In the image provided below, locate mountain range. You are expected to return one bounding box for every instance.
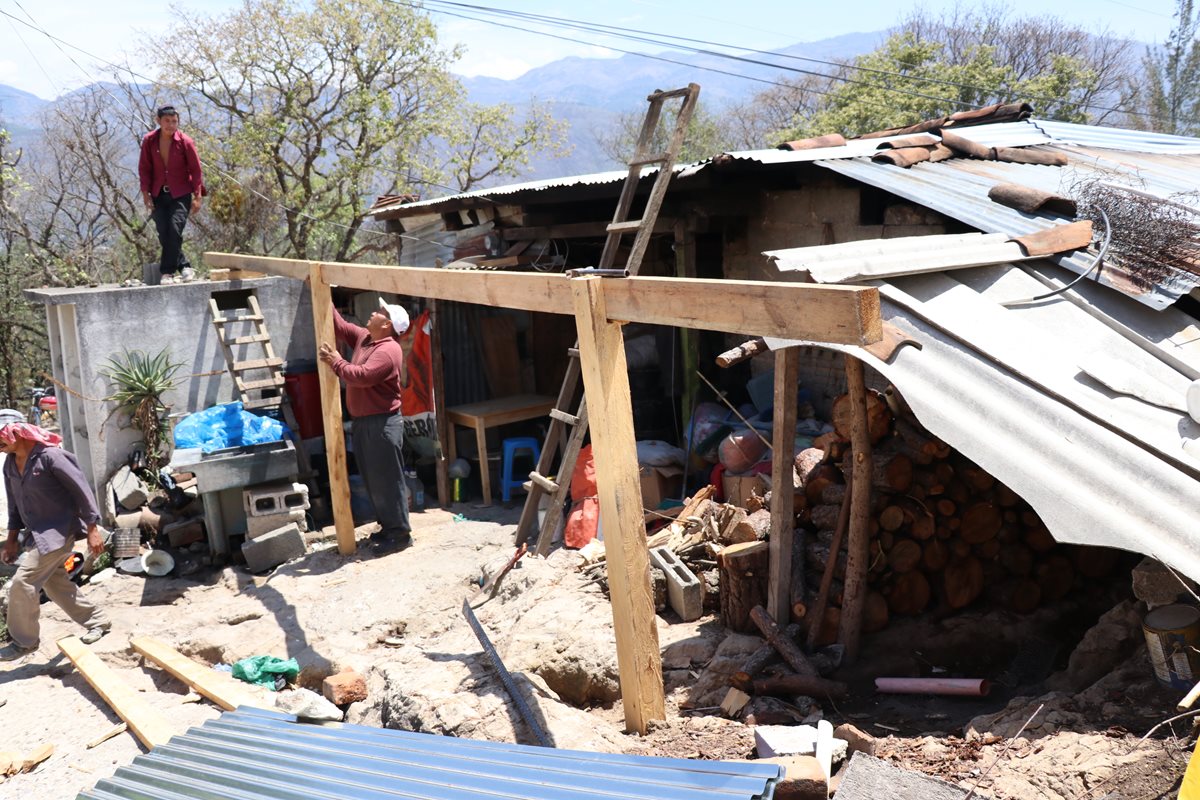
[0,30,884,181]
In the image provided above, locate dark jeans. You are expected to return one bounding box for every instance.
[152,189,192,275]
[351,411,411,537]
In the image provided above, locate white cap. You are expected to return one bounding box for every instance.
[378,297,410,335]
[0,408,26,427]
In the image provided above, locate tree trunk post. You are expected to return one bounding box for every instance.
[839,354,872,663]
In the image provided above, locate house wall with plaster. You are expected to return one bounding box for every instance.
[26,277,315,496]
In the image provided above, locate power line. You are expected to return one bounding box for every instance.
[415,0,1163,124]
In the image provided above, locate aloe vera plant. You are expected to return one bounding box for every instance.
[102,349,183,473]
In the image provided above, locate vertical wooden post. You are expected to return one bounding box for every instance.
[674,221,699,439]
[429,299,452,508]
[768,346,800,624]
[309,266,356,556]
[839,354,872,663]
[571,277,664,734]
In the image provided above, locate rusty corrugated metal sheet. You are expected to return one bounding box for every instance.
[77,707,783,800]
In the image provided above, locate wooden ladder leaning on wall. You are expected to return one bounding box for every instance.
[513,83,700,556]
[207,288,314,486]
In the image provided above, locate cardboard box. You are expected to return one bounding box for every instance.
[640,465,683,510]
[723,472,766,509]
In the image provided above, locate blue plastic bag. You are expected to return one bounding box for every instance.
[173,401,290,452]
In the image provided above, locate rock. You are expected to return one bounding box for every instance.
[834,722,876,757]
[323,670,368,705]
[661,636,719,670]
[1132,557,1197,608]
[275,688,343,721]
[1044,599,1144,693]
[753,755,826,800]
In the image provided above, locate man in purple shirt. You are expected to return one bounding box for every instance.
[0,413,110,661]
[318,297,412,553]
[138,105,203,285]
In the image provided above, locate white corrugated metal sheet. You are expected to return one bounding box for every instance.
[1032,119,1200,154]
[765,260,1200,582]
[765,232,1037,282]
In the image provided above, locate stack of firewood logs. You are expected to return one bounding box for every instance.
[797,386,1120,645]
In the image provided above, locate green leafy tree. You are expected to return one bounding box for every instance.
[144,0,567,262]
[1134,0,1200,134]
[777,32,1099,141]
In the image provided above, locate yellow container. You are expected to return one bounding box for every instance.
[1143,603,1200,690]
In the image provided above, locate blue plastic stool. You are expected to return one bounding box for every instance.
[500,436,541,503]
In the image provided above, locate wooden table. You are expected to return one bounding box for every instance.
[445,394,556,505]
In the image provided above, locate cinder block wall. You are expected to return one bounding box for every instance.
[26,277,315,495]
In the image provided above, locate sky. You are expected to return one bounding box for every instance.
[0,0,1183,101]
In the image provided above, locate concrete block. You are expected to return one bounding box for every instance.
[1132,557,1197,608]
[241,524,306,572]
[246,507,308,540]
[111,465,149,511]
[754,725,847,763]
[323,670,368,705]
[835,752,967,800]
[163,517,205,548]
[244,481,309,516]
[649,546,702,621]
[753,755,826,800]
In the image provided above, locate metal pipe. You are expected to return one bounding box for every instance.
[874,677,991,696]
[565,267,629,278]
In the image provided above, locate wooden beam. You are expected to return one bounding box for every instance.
[310,266,357,555]
[768,346,800,623]
[429,299,452,508]
[130,636,272,711]
[57,636,176,750]
[205,252,310,280]
[839,355,873,664]
[571,276,664,734]
[503,218,677,241]
[202,254,882,346]
[674,221,699,437]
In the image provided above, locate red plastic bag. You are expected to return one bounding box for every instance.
[564,445,599,549]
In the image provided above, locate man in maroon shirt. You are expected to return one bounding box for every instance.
[319,297,412,553]
[138,105,203,285]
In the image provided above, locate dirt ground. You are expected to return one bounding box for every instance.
[0,504,1192,799]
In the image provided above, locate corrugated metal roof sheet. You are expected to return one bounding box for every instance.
[78,707,783,800]
[764,261,1200,582]
[765,232,1038,282]
[817,156,1200,309]
[1031,119,1200,154]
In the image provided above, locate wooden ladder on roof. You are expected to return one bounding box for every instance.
[208,288,313,482]
[513,83,700,556]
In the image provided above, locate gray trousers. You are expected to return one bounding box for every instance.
[6,538,108,649]
[351,411,410,537]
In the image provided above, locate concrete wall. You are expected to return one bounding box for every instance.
[26,277,315,495]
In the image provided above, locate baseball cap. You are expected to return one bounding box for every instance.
[377,297,410,334]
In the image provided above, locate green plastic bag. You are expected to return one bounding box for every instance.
[230,655,299,690]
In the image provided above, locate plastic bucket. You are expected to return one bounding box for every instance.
[1143,603,1200,689]
[112,528,141,559]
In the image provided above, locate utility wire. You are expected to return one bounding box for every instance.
[414,0,1163,124]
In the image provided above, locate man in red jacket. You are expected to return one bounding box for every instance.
[319,297,412,553]
[138,105,203,284]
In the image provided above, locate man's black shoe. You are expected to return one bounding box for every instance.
[368,532,412,555]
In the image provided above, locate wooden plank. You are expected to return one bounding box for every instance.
[310,267,356,555]
[130,636,271,711]
[674,221,700,431]
[839,355,873,664]
[206,252,311,280]
[201,254,882,346]
[57,636,176,750]
[571,277,664,734]
[768,346,800,623]
[503,219,676,241]
[430,299,451,509]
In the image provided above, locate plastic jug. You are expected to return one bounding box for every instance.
[405,470,425,510]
